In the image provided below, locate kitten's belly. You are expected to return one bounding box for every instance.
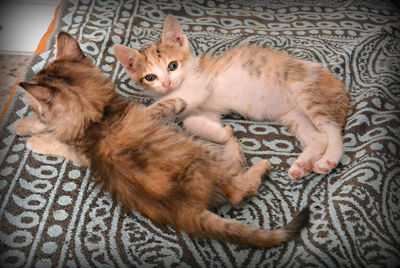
[203,71,294,121]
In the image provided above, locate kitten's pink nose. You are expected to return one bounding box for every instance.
[162,80,171,89]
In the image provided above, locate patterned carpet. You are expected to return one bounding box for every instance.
[0,0,399,267]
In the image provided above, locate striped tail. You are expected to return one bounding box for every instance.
[190,207,310,248]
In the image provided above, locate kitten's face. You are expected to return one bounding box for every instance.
[131,42,191,97]
[114,14,192,97]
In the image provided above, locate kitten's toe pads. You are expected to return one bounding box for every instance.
[288,161,313,179]
[314,159,337,174]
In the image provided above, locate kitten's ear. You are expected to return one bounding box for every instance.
[55,32,85,61]
[162,14,188,48]
[113,44,141,73]
[19,82,54,105]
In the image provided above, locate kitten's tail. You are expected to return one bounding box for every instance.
[189,207,309,248]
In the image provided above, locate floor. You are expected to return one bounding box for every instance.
[0,55,30,110]
[0,0,58,113]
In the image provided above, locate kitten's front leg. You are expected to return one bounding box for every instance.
[13,117,47,136]
[27,133,89,166]
[183,114,230,144]
[145,97,187,120]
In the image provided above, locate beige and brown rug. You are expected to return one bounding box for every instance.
[0,0,399,267]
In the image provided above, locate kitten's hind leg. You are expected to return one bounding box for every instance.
[221,125,271,204]
[281,110,328,179]
[27,133,89,166]
[220,125,246,169]
[184,113,230,144]
[293,69,348,175]
[227,159,271,204]
[313,123,344,175]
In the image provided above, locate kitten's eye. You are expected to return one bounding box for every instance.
[168,61,178,71]
[144,74,157,82]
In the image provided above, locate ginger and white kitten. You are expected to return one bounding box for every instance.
[14,32,310,248]
[114,14,350,180]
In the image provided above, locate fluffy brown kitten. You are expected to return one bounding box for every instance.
[14,32,309,248]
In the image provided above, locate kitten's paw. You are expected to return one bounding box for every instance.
[175,98,187,115]
[249,159,271,178]
[27,134,88,166]
[13,120,33,136]
[246,160,271,195]
[215,129,230,144]
[223,125,234,137]
[259,159,272,175]
[13,117,46,136]
[288,161,313,179]
[220,125,235,144]
[313,158,337,175]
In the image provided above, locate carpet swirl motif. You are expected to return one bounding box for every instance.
[0,0,399,267]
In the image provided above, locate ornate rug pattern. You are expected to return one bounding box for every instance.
[0,0,399,267]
